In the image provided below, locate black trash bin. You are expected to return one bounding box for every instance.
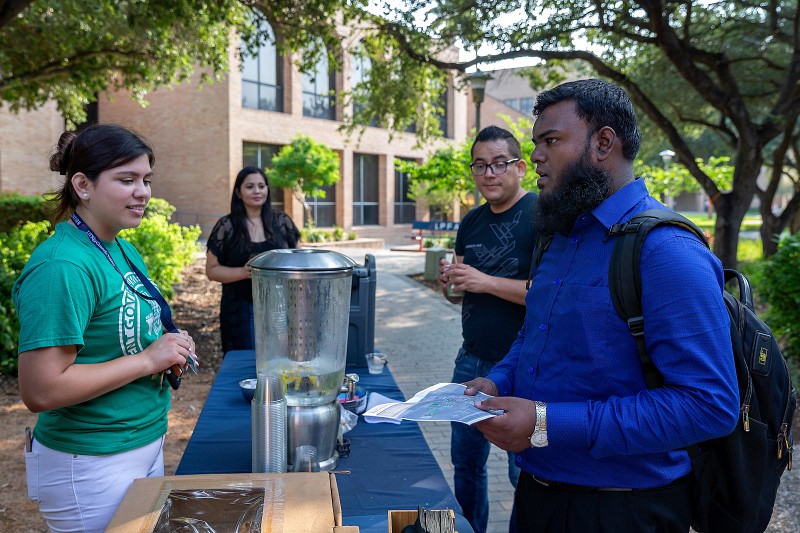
[347,254,376,367]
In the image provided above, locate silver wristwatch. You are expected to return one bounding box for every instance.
[529,401,548,447]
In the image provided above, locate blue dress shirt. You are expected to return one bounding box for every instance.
[486,178,739,488]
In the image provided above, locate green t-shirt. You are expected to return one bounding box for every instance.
[13,221,170,455]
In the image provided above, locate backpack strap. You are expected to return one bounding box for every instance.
[526,233,553,290]
[607,209,708,390]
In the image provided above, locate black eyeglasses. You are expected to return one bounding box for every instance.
[469,158,520,176]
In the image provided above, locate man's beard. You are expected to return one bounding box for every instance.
[532,150,612,236]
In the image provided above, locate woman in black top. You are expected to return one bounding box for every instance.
[206,167,300,353]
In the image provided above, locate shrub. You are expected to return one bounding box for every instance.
[120,212,201,300]
[0,193,49,233]
[423,236,456,250]
[0,221,52,375]
[0,200,200,375]
[300,225,355,243]
[760,231,800,383]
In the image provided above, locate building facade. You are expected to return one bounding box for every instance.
[1,21,469,240]
[99,23,469,237]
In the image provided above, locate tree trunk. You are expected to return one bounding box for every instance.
[712,194,747,269]
[760,208,782,257]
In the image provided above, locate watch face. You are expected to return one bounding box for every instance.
[530,432,548,447]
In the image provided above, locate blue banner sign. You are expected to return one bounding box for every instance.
[411,220,460,231]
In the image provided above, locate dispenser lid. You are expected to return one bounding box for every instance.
[248,248,356,272]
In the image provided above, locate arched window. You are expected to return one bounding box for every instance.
[241,20,283,112]
[302,43,336,120]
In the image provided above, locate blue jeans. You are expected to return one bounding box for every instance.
[451,348,520,533]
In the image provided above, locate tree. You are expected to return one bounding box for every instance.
[636,156,734,212]
[333,0,799,268]
[396,115,541,216]
[0,0,257,125]
[6,1,800,266]
[248,1,800,266]
[266,135,341,226]
[396,145,471,219]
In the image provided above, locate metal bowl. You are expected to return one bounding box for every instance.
[239,378,258,403]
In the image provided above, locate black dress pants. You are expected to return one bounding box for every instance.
[515,471,691,533]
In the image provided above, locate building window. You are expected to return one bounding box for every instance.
[519,97,534,115]
[305,186,336,227]
[241,21,283,112]
[437,85,450,138]
[394,158,416,224]
[351,46,378,127]
[242,142,285,210]
[353,153,379,226]
[303,44,336,120]
[502,97,534,115]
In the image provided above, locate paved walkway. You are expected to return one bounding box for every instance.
[333,246,797,533]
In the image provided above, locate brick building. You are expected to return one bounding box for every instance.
[1,29,552,240]
[1,21,471,241]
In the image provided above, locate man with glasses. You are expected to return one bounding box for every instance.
[437,125,538,533]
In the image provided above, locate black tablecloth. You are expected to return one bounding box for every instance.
[176,350,474,533]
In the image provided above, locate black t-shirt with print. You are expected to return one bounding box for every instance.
[455,192,538,362]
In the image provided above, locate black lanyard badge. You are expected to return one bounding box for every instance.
[69,212,187,389]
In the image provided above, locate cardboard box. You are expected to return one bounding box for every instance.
[108,472,358,533]
[388,509,456,533]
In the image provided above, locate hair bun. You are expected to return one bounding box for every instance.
[49,131,77,174]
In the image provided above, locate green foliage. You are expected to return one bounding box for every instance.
[119,214,201,301]
[1,0,254,126]
[636,157,734,201]
[761,232,800,373]
[300,225,355,243]
[267,135,341,222]
[397,115,540,216]
[341,31,451,141]
[0,198,199,375]
[143,197,177,219]
[423,236,456,250]
[0,220,51,375]
[0,193,49,233]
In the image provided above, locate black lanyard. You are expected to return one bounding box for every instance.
[69,212,184,389]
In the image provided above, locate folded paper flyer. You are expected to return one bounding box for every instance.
[363,382,502,425]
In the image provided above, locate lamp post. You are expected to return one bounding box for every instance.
[658,149,676,209]
[467,69,492,206]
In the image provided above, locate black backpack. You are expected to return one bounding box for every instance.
[608,209,796,533]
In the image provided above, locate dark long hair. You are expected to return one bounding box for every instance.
[230,166,275,243]
[48,124,154,222]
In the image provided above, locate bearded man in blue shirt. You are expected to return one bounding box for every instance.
[467,79,739,532]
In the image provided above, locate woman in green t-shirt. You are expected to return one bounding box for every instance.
[13,124,196,533]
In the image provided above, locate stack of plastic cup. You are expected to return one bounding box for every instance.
[252,372,287,473]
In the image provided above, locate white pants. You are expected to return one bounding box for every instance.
[25,436,165,533]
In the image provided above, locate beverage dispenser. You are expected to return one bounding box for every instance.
[249,249,355,471]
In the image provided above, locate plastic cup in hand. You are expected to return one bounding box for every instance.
[366,353,387,374]
[444,251,465,297]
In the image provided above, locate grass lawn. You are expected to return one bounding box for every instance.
[682,212,762,233]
